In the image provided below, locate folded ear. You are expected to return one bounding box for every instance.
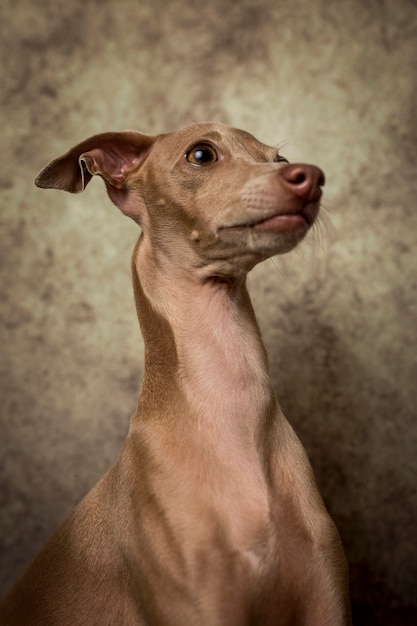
[35,131,155,193]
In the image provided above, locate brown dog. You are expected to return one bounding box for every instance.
[0,123,351,625]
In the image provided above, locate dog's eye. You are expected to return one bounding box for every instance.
[186,144,218,167]
[273,153,289,164]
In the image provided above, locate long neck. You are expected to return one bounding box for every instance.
[131,237,276,445]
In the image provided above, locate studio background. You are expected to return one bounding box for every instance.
[1,1,416,624]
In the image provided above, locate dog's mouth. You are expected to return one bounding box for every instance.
[220,206,316,234]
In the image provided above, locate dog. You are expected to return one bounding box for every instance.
[0,122,351,625]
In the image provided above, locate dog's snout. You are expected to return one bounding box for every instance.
[279,164,325,202]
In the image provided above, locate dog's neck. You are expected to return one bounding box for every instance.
[131,235,275,444]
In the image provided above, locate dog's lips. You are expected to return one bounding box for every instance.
[253,211,310,233]
[221,208,313,234]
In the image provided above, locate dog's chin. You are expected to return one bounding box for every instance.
[254,230,310,260]
[219,219,311,259]
[192,214,314,280]
[194,230,308,282]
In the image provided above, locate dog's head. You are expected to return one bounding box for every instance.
[35,122,324,278]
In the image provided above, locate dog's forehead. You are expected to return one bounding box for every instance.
[154,123,276,161]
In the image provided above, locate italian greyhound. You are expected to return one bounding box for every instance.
[0,122,351,625]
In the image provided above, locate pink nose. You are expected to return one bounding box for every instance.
[279,164,325,203]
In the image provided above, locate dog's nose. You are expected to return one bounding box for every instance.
[279,164,325,203]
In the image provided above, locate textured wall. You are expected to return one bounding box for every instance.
[1,0,416,623]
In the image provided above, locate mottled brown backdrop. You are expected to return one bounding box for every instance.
[1,1,416,624]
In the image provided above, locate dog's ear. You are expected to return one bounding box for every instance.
[35,131,156,221]
[35,131,155,193]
